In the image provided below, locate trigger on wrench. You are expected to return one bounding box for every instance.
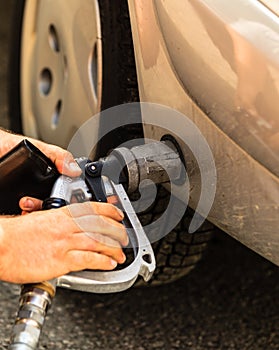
[84,161,107,202]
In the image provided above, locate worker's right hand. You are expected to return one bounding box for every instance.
[0,202,128,284]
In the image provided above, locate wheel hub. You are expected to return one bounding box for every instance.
[20,0,102,147]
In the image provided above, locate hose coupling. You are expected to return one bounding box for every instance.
[9,281,56,350]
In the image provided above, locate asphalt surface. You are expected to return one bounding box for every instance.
[0,2,279,350]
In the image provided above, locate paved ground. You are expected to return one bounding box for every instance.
[0,2,279,350]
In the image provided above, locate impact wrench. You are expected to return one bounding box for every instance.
[8,140,183,349]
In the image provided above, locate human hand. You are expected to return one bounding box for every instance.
[0,130,81,177]
[0,202,128,284]
[29,137,82,177]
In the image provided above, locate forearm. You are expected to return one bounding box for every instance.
[0,217,12,281]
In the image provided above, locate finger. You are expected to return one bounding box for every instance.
[59,153,82,177]
[19,197,43,212]
[50,148,81,176]
[70,232,126,263]
[29,139,82,177]
[74,215,128,246]
[63,202,124,221]
[67,250,118,271]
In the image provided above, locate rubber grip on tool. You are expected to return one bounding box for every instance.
[42,198,67,210]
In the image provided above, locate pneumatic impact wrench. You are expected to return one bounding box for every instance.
[8,140,183,350]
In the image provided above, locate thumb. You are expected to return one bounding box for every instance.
[19,197,43,212]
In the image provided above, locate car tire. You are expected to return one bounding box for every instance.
[8,0,214,286]
[133,184,213,286]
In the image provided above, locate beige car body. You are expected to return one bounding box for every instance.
[127,0,279,265]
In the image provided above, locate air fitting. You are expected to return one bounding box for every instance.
[9,281,56,350]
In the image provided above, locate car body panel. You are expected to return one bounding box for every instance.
[156,0,279,177]
[127,0,279,265]
[259,0,279,16]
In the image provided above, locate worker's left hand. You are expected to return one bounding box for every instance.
[0,130,81,177]
[0,129,82,212]
[29,138,82,177]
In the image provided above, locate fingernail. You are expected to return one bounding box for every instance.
[23,199,34,210]
[68,161,82,174]
[123,236,129,247]
[121,253,126,263]
[111,259,117,268]
[116,207,124,219]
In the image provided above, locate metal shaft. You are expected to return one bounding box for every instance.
[9,281,56,350]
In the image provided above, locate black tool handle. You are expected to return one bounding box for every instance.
[42,197,67,210]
